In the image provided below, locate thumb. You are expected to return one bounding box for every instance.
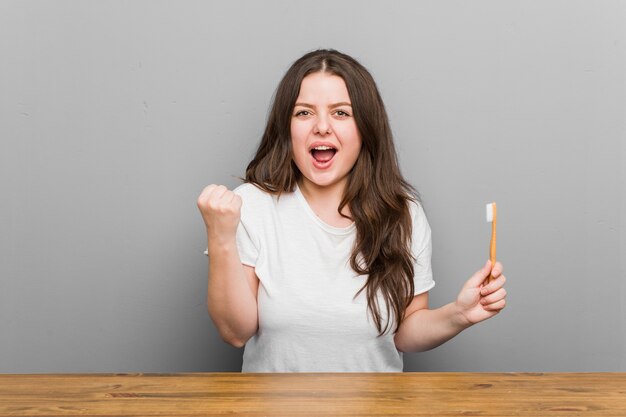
[463,260,492,289]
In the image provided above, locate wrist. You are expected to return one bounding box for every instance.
[207,233,238,254]
[451,301,473,330]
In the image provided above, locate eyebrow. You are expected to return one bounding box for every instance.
[294,102,352,109]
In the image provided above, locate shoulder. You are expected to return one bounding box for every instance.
[233,182,263,196]
[233,182,272,202]
[408,199,431,241]
[408,199,428,223]
[232,182,277,216]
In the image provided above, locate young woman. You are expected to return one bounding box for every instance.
[197,49,507,372]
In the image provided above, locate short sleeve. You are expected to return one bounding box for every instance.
[410,201,435,295]
[234,219,258,267]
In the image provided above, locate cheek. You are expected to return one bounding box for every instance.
[346,136,363,165]
[290,120,308,141]
[290,127,307,162]
[334,124,361,150]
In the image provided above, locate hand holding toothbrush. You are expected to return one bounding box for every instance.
[393,204,506,352]
[453,202,506,325]
[455,260,507,325]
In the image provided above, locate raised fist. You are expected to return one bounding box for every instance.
[197,184,242,245]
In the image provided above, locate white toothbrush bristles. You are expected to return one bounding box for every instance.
[486,203,494,223]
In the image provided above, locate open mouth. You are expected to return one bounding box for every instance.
[310,146,337,163]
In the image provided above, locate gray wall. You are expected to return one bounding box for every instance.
[1,0,624,373]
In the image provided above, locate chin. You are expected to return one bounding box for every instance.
[304,173,345,189]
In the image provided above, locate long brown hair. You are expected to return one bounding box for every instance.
[245,49,420,336]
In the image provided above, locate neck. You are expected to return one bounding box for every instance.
[298,178,350,217]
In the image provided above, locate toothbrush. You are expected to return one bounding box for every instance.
[485,202,497,283]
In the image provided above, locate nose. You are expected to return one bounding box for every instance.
[314,115,331,136]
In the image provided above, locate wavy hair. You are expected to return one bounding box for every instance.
[245,49,420,336]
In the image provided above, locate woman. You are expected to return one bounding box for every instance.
[197,49,507,372]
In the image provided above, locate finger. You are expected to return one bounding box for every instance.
[226,191,237,205]
[197,185,219,211]
[490,262,504,278]
[483,298,506,311]
[198,184,217,202]
[480,274,506,296]
[216,189,235,205]
[222,191,240,211]
[464,260,492,289]
[480,288,507,306]
[233,194,243,210]
[209,185,228,200]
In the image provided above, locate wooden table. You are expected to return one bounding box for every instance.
[1,373,625,416]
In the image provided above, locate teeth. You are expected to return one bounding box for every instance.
[312,146,334,151]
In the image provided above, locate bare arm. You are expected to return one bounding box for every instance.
[394,261,507,353]
[198,184,260,348]
[394,294,470,353]
[206,239,259,348]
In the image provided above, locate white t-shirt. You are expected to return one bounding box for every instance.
[214,182,434,372]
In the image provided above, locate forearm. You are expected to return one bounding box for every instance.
[207,237,258,347]
[394,302,471,353]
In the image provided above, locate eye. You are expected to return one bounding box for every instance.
[334,110,351,118]
[295,110,311,117]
